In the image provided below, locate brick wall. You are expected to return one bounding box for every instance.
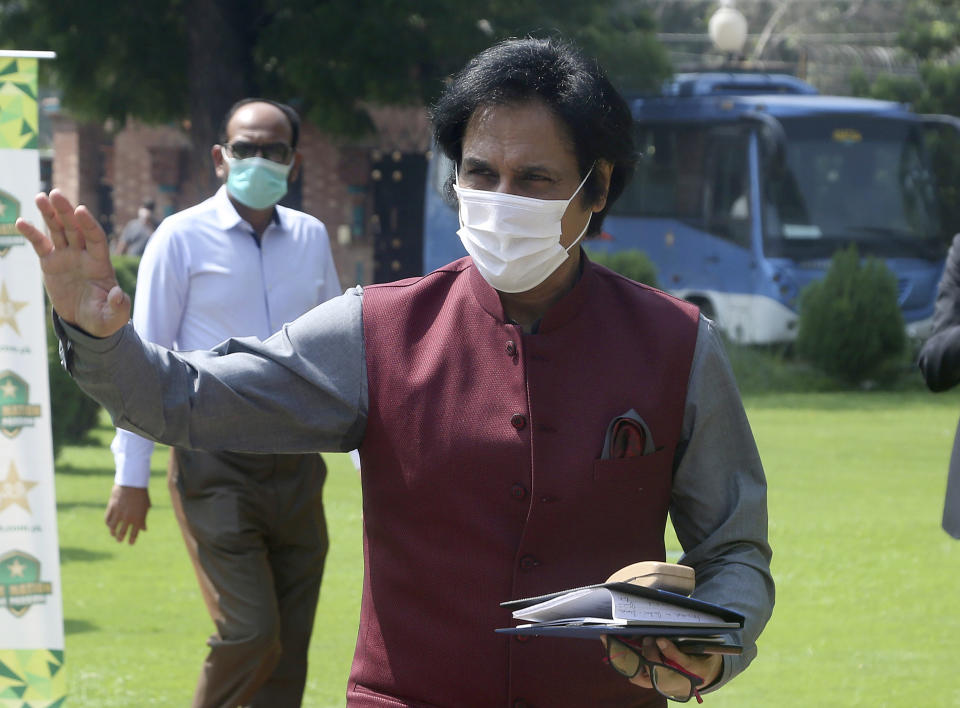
[297,122,370,288]
[51,115,102,219]
[112,120,191,230]
[50,105,432,291]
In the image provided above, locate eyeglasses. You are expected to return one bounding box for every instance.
[223,141,292,164]
[604,636,705,703]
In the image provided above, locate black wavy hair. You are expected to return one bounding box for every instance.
[219,97,301,149]
[430,36,635,236]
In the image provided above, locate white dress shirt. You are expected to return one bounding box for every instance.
[111,186,343,486]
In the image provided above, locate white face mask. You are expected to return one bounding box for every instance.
[453,166,594,293]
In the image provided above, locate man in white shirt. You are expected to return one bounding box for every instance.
[105,98,343,708]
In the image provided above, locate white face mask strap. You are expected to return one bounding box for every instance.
[565,214,592,255]
[453,164,466,228]
[563,163,597,253]
[570,163,595,203]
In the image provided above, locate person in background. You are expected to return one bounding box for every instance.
[104,98,343,707]
[19,37,772,707]
[918,233,960,539]
[114,199,157,256]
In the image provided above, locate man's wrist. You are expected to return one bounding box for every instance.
[54,311,127,349]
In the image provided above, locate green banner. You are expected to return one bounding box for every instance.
[0,50,64,708]
[0,649,65,707]
[0,57,38,150]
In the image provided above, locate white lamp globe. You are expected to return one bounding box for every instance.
[709,1,748,54]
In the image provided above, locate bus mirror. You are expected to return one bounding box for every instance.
[921,114,960,138]
[920,114,960,178]
[740,111,786,171]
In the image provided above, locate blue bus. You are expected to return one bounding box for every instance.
[422,72,958,344]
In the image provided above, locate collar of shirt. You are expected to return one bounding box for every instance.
[475,251,588,335]
[212,185,284,237]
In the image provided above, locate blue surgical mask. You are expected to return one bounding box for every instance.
[224,155,292,209]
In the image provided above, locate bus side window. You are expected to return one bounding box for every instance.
[705,132,750,248]
[614,125,707,222]
[637,127,677,214]
[675,128,706,220]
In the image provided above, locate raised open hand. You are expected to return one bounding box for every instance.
[16,189,130,337]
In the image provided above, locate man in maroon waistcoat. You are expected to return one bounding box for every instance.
[20,37,773,708]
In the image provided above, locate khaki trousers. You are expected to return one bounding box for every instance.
[168,448,328,708]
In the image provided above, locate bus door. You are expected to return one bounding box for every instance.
[695,125,756,315]
[605,122,753,318]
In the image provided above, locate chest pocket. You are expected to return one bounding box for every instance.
[592,447,672,502]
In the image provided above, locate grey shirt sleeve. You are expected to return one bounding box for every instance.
[670,316,775,690]
[56,287,369,454]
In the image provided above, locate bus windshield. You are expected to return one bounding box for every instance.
[764,116,944,260]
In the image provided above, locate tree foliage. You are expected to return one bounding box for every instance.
[0,0,189,123]
[0,1,670,148]
[897,0,960,61]
[43,254,142,458]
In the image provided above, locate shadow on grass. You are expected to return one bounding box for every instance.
[60,546,113,564]
[57,501,110,512]
[54,462,113,477]
[64,618,99,635]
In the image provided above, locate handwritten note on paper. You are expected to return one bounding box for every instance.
[610,591,725,625]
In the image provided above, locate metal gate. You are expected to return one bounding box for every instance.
[371,150,427,283]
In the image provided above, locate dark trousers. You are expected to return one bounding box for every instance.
[168,449,328,708]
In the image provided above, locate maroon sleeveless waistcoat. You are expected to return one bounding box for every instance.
[350,256,699,707]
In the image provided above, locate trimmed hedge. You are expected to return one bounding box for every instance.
[587,248,659,288]
[47,255,141,458]
[796,245,906,385]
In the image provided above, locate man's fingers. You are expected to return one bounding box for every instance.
[655,638,683,662]
[640,636,660,662]
[128,526,139,545]
[75,205,108,256]
[35,192,68,250]
[15,217,53,256]
[49,190,84,249]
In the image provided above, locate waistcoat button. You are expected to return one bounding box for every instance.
[506,340,517,356]
[511,413,527,430]
[520,555,539,570]
[510,484,527,499]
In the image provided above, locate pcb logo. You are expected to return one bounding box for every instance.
[0,370,42,439]
[0,189,24,256]
[0,550,53,617]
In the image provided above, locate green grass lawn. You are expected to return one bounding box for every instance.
[55,391,960,707]
[55,417,363,707]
